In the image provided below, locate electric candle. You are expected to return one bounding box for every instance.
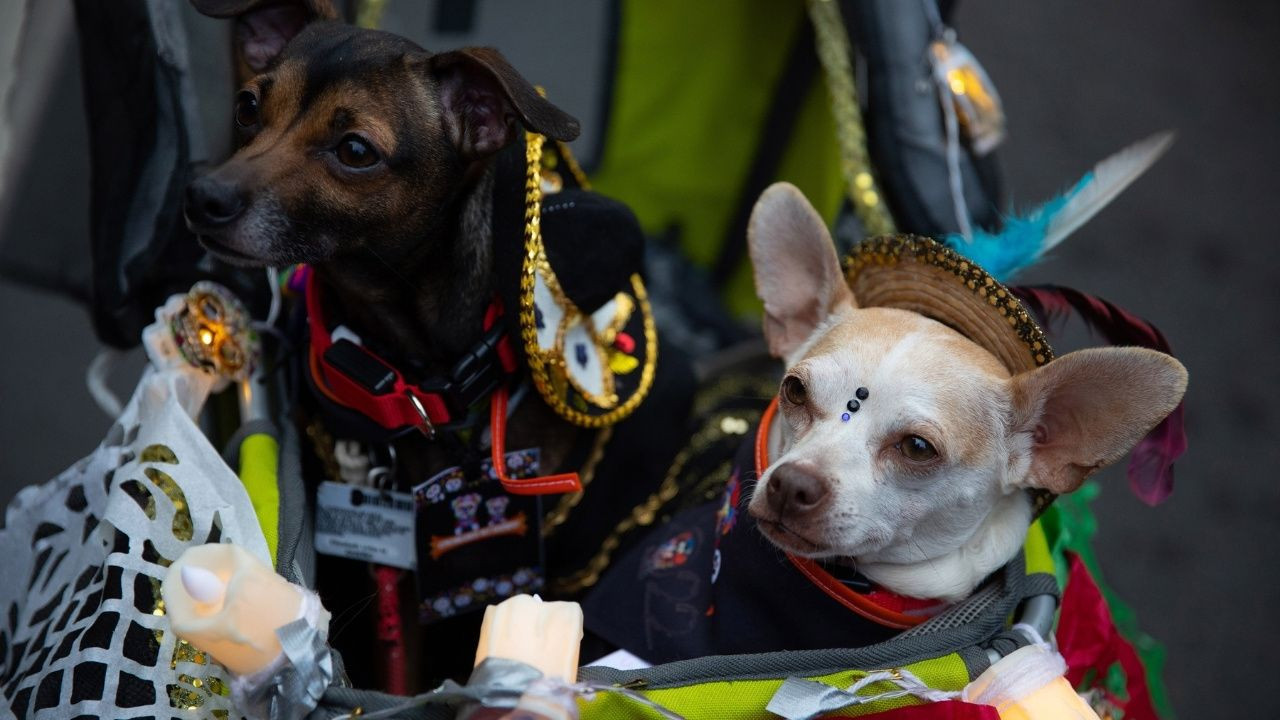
[995,676,1102,720]
[473,594,584,682]
[965,644,1102,720]
[161,543,304,676]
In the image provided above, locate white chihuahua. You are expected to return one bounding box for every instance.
[746,183,1188,602]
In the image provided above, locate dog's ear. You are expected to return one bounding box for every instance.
[430,47,581,160]
[748,182,854,359]
[1009,347,1187,494]
[190,0,337,75]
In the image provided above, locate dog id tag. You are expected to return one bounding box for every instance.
[314,482,418,570]
[412,448,545,624]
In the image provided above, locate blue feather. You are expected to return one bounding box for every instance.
[941,132,1173,282]
[944,175,1087,281]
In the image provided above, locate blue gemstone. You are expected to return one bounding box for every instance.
[841,412,851,422]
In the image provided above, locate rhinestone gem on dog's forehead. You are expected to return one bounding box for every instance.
[841,387,870,422]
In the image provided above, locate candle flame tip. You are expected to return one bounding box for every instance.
[181,564,226,604]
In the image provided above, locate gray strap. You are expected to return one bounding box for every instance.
[234,614,335,720]
[222,418,280,467]
[767,678,864,720]
[274,615,336,720]
[766,671,960,720]
[276,419,315,585]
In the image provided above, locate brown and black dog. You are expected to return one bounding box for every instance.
[186,0,577,366]
[184,0,691,688]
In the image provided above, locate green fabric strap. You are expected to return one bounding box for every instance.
[238,432,280,565]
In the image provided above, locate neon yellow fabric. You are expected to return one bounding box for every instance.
[723,77,845,316]
[577,523,1057,719]
[1022,519,1054,578]
[576,524,1057,719]
[238,433,280,565]
[579,654,971,719]
[588,0,843,316]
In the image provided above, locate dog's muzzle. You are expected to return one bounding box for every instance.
[185,175,246,231]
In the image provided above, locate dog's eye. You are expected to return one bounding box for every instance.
[336,135,380,169]
[781,376,807,406]
[234,91,259,128]
[897,435,939,463]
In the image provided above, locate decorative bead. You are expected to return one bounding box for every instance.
[841,412,851,422]
[846,399,860,413]
[855,387,869,400]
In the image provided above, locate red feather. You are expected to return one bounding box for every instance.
[1011,285,1186,505]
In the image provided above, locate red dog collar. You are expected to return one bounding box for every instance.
[755,398,946,629]
[305,267,516,435]
[304,267,580,495]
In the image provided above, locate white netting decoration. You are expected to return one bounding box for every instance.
[1,365,270,719]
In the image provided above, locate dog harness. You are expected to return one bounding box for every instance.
[300,132,661,496]
[303,267,580,495]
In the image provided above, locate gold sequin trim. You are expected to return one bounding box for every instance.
[843,235,1053,370]
[519,132,658,428]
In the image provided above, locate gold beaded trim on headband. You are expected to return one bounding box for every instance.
[844,235,1053,369]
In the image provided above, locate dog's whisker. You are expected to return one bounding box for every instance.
[910,538,942,581]
[328,589,381,642]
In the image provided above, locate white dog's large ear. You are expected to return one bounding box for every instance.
[1010,347,1187,494]
[748,183,854,359]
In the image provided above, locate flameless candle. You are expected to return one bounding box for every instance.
[161,543,305,676]
[474,594,584,682]
[995,676,1102,720]
[965,644,1102,720]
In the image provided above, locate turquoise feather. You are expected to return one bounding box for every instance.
[943,132,1173,282]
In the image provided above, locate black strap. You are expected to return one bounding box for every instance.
[711,16,820,287]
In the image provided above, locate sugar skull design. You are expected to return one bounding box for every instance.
[450,492,483,535]
[485,496,511,526]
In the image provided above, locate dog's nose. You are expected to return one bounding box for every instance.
[764,463,829,518]
[185,176,245,228]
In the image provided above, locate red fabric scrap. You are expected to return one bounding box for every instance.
[1057,552,1158,720]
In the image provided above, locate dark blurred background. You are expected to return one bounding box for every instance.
[1,2,1276,716]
